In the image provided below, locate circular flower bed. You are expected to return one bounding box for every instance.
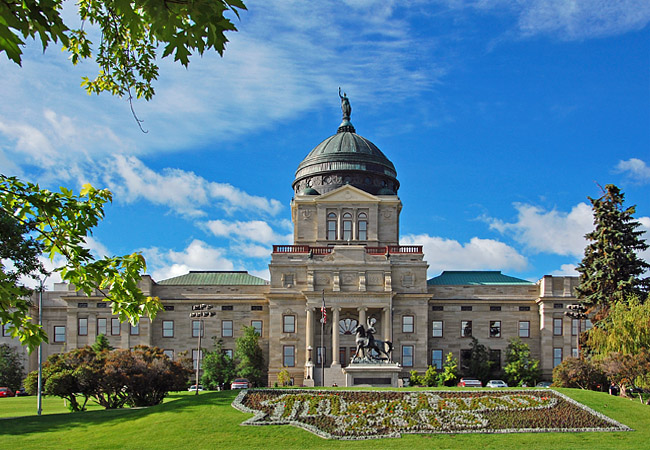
[232,389,630,440]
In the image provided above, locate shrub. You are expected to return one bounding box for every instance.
[552,357,606,390]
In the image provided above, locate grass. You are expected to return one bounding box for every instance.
[0,388,648,449]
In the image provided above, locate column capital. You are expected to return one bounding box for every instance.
[357,306,368,312]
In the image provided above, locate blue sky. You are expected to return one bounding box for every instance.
[1,0,649,286]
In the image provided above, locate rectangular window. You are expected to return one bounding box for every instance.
[222,305,233,311]
[460,349,472,373]
[96,302,107,308]
[490,349,502,370]
[461,306,472,311]
[283,315,296,333]
[97,318,107,335]
[358,220,367,240]
[251,305,263,311]
[402,345,414,367]
[432,349,443,370]
[572,347,579,358]
[519,306,531,311]
[222,320,233,337]
[77,302,88,308]
[585,319,593,331]
[432,305,444,311]
[78,318,88,336]
[192,349,203,370]
[572,318,579,336]
[519,321,530,338]
[553,318,563,336]
[327,214,337,240]
[162,320,174,338]
[342,220,352,241]
[251,320,263,336]
[432,320,443,338]
[461,320,472,337]
[490,306,501,312]
[402,315,414,333]
[130,323,139,335]
[554,303,564,309]
[192,320,203,338]
[53,326,66,343]
[2,323,10,337]
[163,349,174,360]
[489,320,501,338]
[163,305,175,311]
[224,349,233,359]
[317,346,326,365]
[283,345,295,367]
[111,318,121,336]
[553,347,563,367]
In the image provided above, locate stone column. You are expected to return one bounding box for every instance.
[383,307,391,342]
[305,307,314,362]
[357,306,367,329]
[331,307,340,366]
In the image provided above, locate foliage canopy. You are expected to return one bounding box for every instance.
[503,338,540,387]
[1,1,246,103]
[0,343,25,391]
[234,325,265,386]
[0,175,161,351]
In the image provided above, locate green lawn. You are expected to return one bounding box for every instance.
[0,389,648,450]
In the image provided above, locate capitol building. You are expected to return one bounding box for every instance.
[4,97,585,386]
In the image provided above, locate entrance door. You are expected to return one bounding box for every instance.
[339,347,347,367]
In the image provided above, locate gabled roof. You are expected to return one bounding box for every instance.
[157,271,268,286]
[427,271,533,286]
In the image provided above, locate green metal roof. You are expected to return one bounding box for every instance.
[157,271,268,286]
[427,271,533,286]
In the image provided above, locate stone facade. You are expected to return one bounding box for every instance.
[1,108,585,387]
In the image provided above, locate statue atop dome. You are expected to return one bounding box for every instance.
[339,87,351,121]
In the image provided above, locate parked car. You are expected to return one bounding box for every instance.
[457,378,482,387]
[14,387,29,396]
[535,381,552,388]
[188,385,204,392]
[231,378,250,389]
[0,387,14,398]
[486,380,508,388]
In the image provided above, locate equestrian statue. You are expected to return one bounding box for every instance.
[352,318,393,363]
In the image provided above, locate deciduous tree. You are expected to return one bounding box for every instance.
[201,339,236,390]
[234,325,265,387]
[1,1,246,105]
[0,176,162,351]
[503,338,540,387]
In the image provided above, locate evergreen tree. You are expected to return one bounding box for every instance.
[576,184,649,319]
[234,326,266,387]
[92,334,114,353]
[0,344,25,391]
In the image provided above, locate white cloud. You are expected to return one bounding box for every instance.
[105,155,283,217]
[142,240,235,282]
[550,263,579,276]
[616,158,650,184]
[439,0,650,40]
[202,219,291,245]
[401,234,528,276]
[488,202,593,256]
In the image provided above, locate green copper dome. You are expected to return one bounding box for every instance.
[293,93,399,196]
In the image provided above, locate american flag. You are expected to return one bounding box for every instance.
[321,291,327,323]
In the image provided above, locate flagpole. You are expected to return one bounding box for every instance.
[321,289,325,387]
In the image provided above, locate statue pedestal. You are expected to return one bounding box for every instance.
[342,363,402,387]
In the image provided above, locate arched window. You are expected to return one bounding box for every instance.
[357,212,367,240]
[342,212,352,241]
[327,213,337,240]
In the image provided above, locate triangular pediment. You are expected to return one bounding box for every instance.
[316,185,381,203]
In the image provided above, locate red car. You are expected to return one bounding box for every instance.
[0,387,14,397]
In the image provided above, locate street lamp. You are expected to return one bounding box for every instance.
[189,304,215,395]
[565,304,588,358]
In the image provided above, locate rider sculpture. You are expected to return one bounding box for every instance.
[352,319,392,363]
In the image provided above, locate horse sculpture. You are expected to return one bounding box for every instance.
[352,323,392,363]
